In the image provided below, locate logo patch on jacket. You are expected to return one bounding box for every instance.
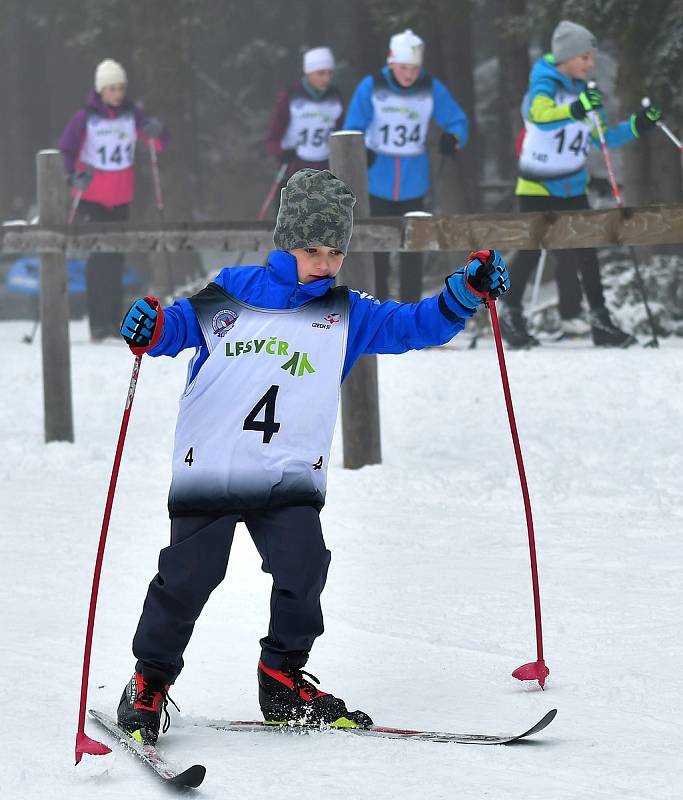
[312,312,341,330]
[212,309,239,337]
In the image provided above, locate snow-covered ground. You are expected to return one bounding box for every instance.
[2,319,682,799]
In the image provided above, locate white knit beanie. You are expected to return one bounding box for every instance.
[387,29,424,66]
[95,59,127,92]
[551,21,597,63]
[303,47,335,74]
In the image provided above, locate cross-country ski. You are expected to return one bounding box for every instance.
[202,708,557,746]
[88,710,206,788]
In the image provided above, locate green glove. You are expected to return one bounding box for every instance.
[631,105,663,136]
[569,86,603,120]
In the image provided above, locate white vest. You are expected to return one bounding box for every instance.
[366,74,433,157]
[518,89,593,179]
[169,283,349,516]
[80,112,137,171]
[280,90,343,162]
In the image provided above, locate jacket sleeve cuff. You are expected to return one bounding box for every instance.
[439,290,477,321]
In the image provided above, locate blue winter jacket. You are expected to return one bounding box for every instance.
[148,250,474,380]
[517,55,636,198]
[344,66,468,202]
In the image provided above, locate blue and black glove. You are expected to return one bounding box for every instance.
[120,296,164,353]
[569,85,603,120]
[142,117,164,139]
[631,105,662,136]
[445,249,510,310]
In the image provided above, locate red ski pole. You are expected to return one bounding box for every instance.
[67,190,83,226]
[148,140,164,212]
[258,162,288,221]
[486,298,549,689]
[74,354,143,764]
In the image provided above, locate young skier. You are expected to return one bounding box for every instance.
[344,29,468,303]
[265,47,344,211]
[499,20,662,348]
[115,168,509,743]
[59,59,169,340]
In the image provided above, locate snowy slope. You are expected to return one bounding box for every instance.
[2,319,682,800]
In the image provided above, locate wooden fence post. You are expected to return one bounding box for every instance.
[328,131,382,469]
[37,149,74,443]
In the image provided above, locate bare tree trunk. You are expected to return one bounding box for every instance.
[428,0,480,213]
[128,0,200,291]
[0,3,50,218]
[491,0,530,183]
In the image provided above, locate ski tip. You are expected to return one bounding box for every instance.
[519,708,557,739]
[168,764,206,788]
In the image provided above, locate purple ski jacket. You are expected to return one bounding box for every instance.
[59,90,169,208]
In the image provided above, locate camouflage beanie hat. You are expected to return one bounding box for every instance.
[273,168,356,254]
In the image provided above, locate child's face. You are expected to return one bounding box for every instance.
[292,246,345,284]
[100,83,127,107]
[389,62,421,87]
[307,69,334,92]
[559,52,595,81]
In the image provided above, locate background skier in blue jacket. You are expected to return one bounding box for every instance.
[114,168,509,744]
[499,20,662,348]
[344,29,468,304]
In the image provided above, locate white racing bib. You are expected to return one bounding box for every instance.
[280,90,343,162]
[366,73,433,157]
[518,90,593,179]
[80,113,137,171]
[169,283,349,515]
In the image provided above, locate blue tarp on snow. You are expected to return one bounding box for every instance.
[6,257,141,295]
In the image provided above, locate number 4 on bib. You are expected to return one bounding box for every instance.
[243,385,281,443]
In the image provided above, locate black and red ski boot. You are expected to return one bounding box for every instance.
[117,672,178,744]
[258,661,373,728]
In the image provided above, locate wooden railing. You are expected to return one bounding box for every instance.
[13,139,683,466]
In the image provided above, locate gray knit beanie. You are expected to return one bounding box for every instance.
[551,20,597,63]
[273,169,356,254]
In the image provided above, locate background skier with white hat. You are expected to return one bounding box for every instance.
[265,46,344,215]
[59,58,169,340]
[344,29,468,303]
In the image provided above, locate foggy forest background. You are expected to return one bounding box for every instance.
[2,0,682,228]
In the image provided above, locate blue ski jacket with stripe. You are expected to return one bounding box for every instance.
[343,66,468,202]
[148,250,474,381]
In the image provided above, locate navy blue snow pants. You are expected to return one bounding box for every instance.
[132,506,331,685]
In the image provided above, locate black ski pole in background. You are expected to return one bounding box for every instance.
[148,139,175,299]
[22,291,40,344]
[587,82,659,347]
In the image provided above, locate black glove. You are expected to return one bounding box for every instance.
[280,148,296,164]
[142,117,164,139]
[631,105,662,136]
[366,148,377,168]
[439,132,459,156]
[569,86,603,120]
[67,169,93,192]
